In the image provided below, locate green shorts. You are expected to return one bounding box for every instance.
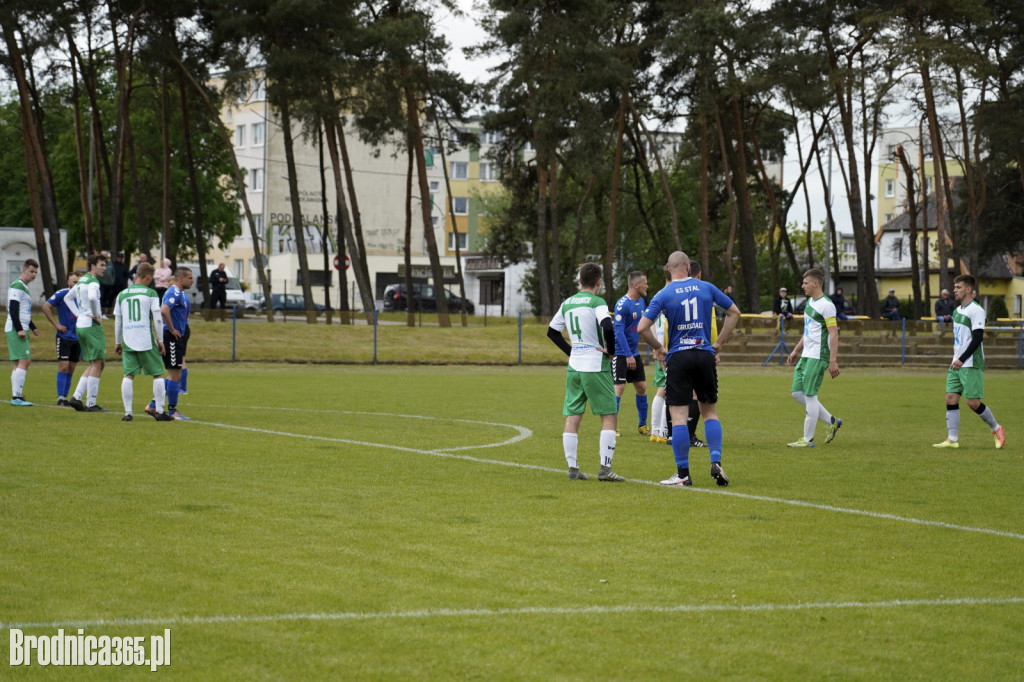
[791,357,828,397]
[6,330,30,361]
[122,347,165,377]
[563,367,617,416]
[78,325,106,362]
[653,360,666,388]
[945,366,984,400]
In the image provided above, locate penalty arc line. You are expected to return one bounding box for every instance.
[186,417,1024,542]
[4,596,1023,631]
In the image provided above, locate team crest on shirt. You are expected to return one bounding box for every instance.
[615,313,622,321]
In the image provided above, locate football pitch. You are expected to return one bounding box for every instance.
[2,364,1022,680]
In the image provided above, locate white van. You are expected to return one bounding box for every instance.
[176,262,245,309]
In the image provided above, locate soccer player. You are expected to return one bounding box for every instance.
[638,251,740,487]
[785,268,842,447]
[547,262,625,482]
[5,259,40,406]
[933,274,1005,449]
[156,267,193,420]
[42,271,83,406]
[648,269,671,444]
[612,270,650,435]
[114,262,173,422]
[68,253,110,412]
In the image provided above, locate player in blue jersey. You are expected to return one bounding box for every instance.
[638,251,741,487]
[612,271,650,435]
[42,271,84,406]
[154,267,193,420]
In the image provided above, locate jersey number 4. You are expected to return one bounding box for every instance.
[568,311,585,341]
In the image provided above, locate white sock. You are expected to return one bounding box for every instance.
[563,433,579,469]
[817,401,834,425]
[977,406,998,430]
[946,407,960,441]
[153,377,166,413]
[804,395,820,440]
[121,377,134,414]
[73,376,89,400]
[651,394,665,436]
[792,391,806,406]
[12,367,26,397]
[600,430,616,467]
[86,376,100,407]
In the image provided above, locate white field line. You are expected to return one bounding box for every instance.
[185,411,1024,542]
[4,596,1023,631]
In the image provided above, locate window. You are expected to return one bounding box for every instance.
[482,130,503,145]
[453,197,468,215]
[251,78,266,101]
[429,181,439,192]
[235,125,246,148]
[235,81,248,103]
[479,162,499,182]
[251,168,264,192]
[885,179,895,198]
[884,213,894,223]
[253,213,263,232]
[479,276,503,305]
[448,232,467,250]
[252,122,265,146]
[450,162,468,180]
[431,216,439,228]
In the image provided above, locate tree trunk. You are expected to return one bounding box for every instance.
[178,76,211,316]
[605,92,628,306]
[331,114,375,320]
[279,99,318,324]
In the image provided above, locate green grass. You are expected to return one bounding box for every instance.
[2,364,1022,680]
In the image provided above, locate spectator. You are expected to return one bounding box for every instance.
[829,286,850,320]
[153,259,173,301]
[881,288,902,322]
[773,287,794,319]
[209,263,229,315]
[934,289,956,331]
[99,250,117,314]
[128,253,150,283]
[111,252,129,298]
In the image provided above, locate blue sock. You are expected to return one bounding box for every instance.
[671,425,690,469]
[615,396,621,413]
[636,395,648,426]
[57,371,70,397]
[705,419,723,463]
[180,368,188,391]
[166,380,179,410]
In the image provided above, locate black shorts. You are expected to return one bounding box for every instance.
[55,336,81,363]
[666,350,718,406]
[612,355,646,385]
[163,326,190,369]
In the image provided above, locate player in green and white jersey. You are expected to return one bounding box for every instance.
[785,268,842,447]
[68,253,110,412]
[933,274,1004,449]
[114,262,172,422]
[5,259,40,406]
[648,269,670,443]
[547,262,624,482]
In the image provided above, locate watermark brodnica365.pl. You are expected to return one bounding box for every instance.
[9,628,171,671]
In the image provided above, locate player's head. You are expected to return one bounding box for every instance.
[688,260,702,279]
[135,262,155,282]
[801,268,825,295]
[87,252,107,275]
[953,274,976,303]
[174,267,194,289]
[578,262,602,289]
[67,270,83,288]
[627,270,648,297]
[665,251,690,278]
[21,259,39,283]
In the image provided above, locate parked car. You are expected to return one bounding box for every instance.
[270,293,325,313]
[244,291,265,311]
[382,283,476,314]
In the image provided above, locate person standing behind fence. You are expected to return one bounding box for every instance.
[42,271,82,407]
[933,274,1004,450]
[114,262,172,422]
[547,262,625,482]
[69,253,110,412]
[785,268,842,448]
[209,263,229,316]
[612,271,650,436]
[5,259,40,406]
[638,251,740,487]
[156,267,193,421]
